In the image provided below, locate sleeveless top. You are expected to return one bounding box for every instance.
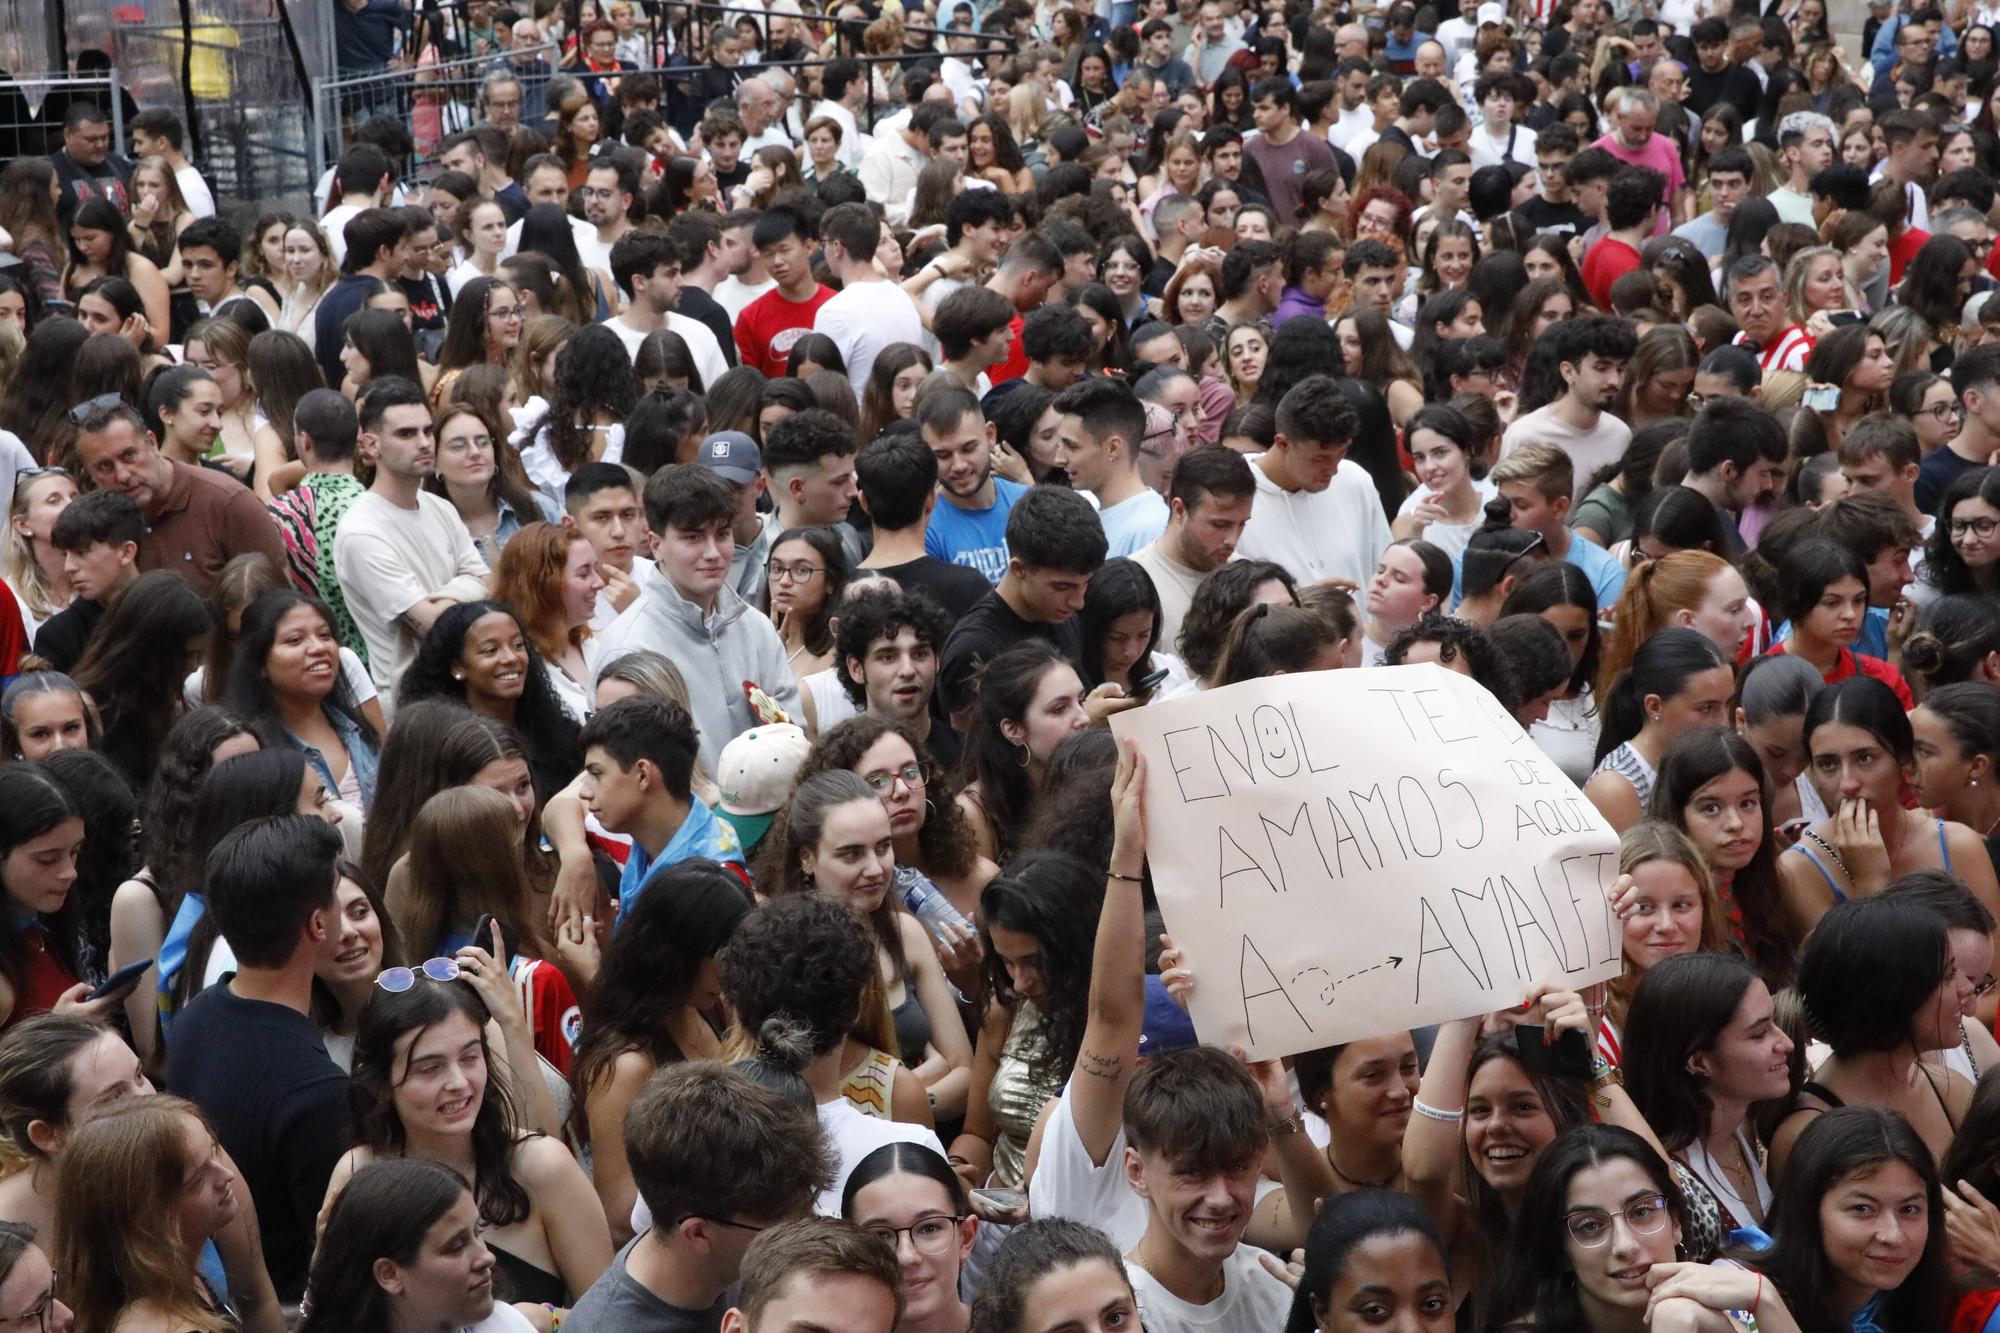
[841,1045,901,1119]
[1787,820,1954,905]
[491,1243,566,1306]
[1592,741,1656,809]
[988,1004,1063,1188]
[890,983,931,1072]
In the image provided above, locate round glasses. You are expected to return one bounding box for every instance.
[376,957,461,992]
[864,764,924,794]
[769,562,823,583]
[862,1215,965,1256]
[1562,1193,1671,1248]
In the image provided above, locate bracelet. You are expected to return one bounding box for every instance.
[1107,870,1144,883]
[1411,1098,1463,1123]
[1269,1110,1304,1136]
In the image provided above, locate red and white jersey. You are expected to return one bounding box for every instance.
[1734,324,1812,373]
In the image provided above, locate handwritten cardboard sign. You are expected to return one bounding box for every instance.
[1109,663,1623,1061]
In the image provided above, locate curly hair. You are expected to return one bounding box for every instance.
[492,522,595,662]
[717,891,877,1057]
[979,864,1103,1091]
[138,707,255,913]
[393,601,583,800]
[794,714,979,881]
[533,322,641,473]
[1177,559,1298,681]
[833,589,951,710]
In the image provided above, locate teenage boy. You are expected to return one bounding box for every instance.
[1671,145,1750,259]
[906,190,1012,312]
[815,203,926,401]
[166,816,349,1304]
[762,409,865,566]
[938,484,1107,718]
[1682,396,1789,552]
[1270,232,1341,330]
[596,464,798,770]
[735,206,833,377]
[579,696,748,912]
[720,1220,902,1333]
[268,389,370,658]
[179,217,251,321]
[1212,241,1281,330]
[1030,746,1327,1331]
[333,377,491,703]
[1918,343,2000,513]
[1840,410,1934,543]
[1813,489,1923,660]
[1137,18,1195,96]
[1132,446,1256,651]
[564,1063,833,1332]
[973,232,1063,385]
[1685,17,1760,120]
[1242,78,1335,224]
[565,461,646,627]
[1515,124,1593,237]
[73,402,285,593]
[36,490,143,673]
[1469,74,1537,169]
[1501,314,1637,484]
[1051,379,1168,556]
[711,212,775,317]
[314,207,410,385]
[1489,443,1626,607]
[858,432,992,620]
[1769,110,1835,225]
[1581,165,1663,307]
[1236,377,1392,585]
[987,305,1093,409]
[604,231,730,388]
[920,383,1029,586]
[130,108,215,217]
[835,589,955,761]
[933,286,1016,392]
[664,209,740,367]
[1342,240,1410,349]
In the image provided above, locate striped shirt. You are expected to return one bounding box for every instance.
[1734,323,1812,373]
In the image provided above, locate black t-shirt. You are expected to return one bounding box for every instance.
[32,597,103,674]
[713,159,752,195]
[872,555,993,627]
[1515,195,1594,238]
[938,590,1083,716]
[1685,63,1761,121]
[165,983,350,1302]
[676,286,738,369]
[399,272,449,336]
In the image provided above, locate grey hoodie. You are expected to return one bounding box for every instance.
[594,559,802,770]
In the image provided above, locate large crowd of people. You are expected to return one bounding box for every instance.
[4,0,2000,1326]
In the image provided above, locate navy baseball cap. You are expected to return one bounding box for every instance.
[697,431,762,485]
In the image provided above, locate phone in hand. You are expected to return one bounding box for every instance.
[1132,665,1171,698]
[1803,384,1841,412]
[88,957,154,1002]
[970,1186,1028,1216]
[1513,1023,1595,1080]
[472,914,521,964]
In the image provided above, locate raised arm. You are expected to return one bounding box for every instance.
[1068,741,1150,1165]
[1403,1015,1478,1233]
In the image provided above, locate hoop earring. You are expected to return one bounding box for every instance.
[1015,740,1032,768]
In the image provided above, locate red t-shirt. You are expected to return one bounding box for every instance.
[734,284,835,378]
[1888,226,1931,285]
[986,314,1028,385]
[1774,641,1915,708]
[1581,237,1642,310]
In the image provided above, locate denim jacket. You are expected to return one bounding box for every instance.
[289,705,381,809]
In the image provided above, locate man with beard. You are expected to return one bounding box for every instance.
[603,230,730,387]
[1235,377,1391,586]
[1500,314,1638,487]
[857,433,992,622]
[833,587,959,766]
[1682,396,1789,554]
[575,156,636,275]
[1131,446,1254,651]
[920,382,1029,586]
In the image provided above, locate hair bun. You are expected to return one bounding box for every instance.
[1901,631,1945,679]
[754,1017,815,1075]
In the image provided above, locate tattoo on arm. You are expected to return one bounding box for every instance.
[1078,1048,1124,1082]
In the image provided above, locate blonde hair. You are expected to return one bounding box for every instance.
[1783,244,1843,326]
[511,313,572,406]
[1487,440,1574,500]
[2,469,71,623]
[56,1096,234,1333]
[131,155,194,224]
[1607,820,1727,1025]
[1598,550,1734,699]
[282,221,337,300]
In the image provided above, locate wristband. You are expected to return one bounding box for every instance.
[1107,870,1143,883]
[1269,1110,1304,1136]
[1411,1098,1463,1123]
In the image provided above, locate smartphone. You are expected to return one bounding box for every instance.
[1513,1023,1595,1080]
[472,914,521,964]
[1133,665,1171,697]
[88,957,153,1002]
[970,1186,1028,1213]
[1827,309,1868,328]
[1803,384,1841,412]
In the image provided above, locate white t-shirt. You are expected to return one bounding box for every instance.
[1129,1244,1294,1333]
[1394,476,1497,566]
[1028,1081,1149,1250]
[1235,457,1393,587]
[1501,405,1633,490]
[813,279,926,402]
[321,203,363,265]
[333,491,491,706]
[601,311,731,391]
[816,1098,945,1216]
[464,1300,541,1332]
[184,646,376,709]
[1129,541,1206,654]
[445,257,499,297]
[715,274,778,318]
[176,165,217,219]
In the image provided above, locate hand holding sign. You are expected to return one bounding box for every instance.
[1110,663,1622,1061]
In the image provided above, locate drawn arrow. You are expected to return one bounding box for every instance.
[1335,956,1404,989]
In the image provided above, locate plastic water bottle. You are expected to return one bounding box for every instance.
[900,867,973,941]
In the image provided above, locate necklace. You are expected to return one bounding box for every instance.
[1325,1142,1402,1191]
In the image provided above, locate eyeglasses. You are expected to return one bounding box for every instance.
[679,1215,771,1236]
[769,562,823,583]
[375,957,462,992]
[1923,401,1964,423]
[864,764,925,794]
[1562,1194,1671,1247]
[862,1215,966,1256]
[1951,516,2000,539]
[67,392,121,424]
[488,305,523,323]
[1,1283,57,1332]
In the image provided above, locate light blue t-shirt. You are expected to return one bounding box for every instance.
[1565,532,1627,611]
[924,477,1027,585]
[1098,489,1170,558]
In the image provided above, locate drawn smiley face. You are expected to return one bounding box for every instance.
[1253,705,1299,776]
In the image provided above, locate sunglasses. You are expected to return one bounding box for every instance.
[67,392,121,425]
[375,957,462,992]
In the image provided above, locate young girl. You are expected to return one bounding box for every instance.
[1771,537,1914,703]
[491,523,604,723]
[1771,896,1974,1173]
[1925,465,2000,597]
[768,527,848,691]
[1585,628,1735,831]
[1779,677,2000,930]
[1599,552,1757,698]
[1280,1191,1452,1333]
[955,643,1093,864]
[1733,653,1826,847]
[3,466,76,646]
[0,766,104,1031]
[1910,682,2000,879]
[1391,405,1491,566]
[1292,1036,1419,1197]
[1599,821,1726,1067]
[968,1220,1139,1333]
[1651,727,1795,975]
[1625,952,1793,1233]
[1501,563,1603,786]
[1358,540,1451,668]
[1078,558,1183,700]
[840,1144,977,1333]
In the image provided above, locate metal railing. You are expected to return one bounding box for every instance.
[0,69,125,164]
